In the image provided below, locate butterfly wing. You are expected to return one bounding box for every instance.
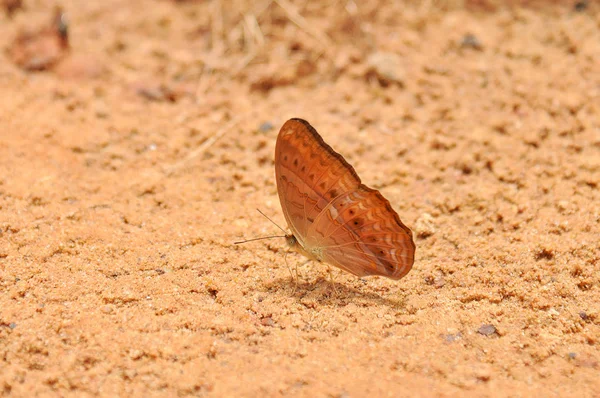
[275,118,415,280]
[275,118,361,246]
[305,185,415,279]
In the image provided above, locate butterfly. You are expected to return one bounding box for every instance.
[275,118,415,280]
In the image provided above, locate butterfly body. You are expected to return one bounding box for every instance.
[275,118,415,280]
[285,234,322,262]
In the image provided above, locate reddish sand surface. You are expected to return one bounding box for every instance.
[1,1,599,396]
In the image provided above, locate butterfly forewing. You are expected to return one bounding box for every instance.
[275,119,360,243]
[275,118,415,280]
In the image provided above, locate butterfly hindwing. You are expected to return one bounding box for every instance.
[307,185,415,279]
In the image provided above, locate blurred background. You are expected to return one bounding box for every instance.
[0,1,599,397]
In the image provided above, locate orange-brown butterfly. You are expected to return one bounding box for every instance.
[274,118,415,280]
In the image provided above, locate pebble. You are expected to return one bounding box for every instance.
[366,52,405,86]
[477,324,497,336]
[415,213,436,238]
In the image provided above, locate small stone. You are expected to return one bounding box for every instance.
[136,83,178,102]
[9,8,69,71]
[207,343,218,359]
[415,213,436,238]
[568,352,577,359]
[259,121,274,132]
[535,247,554,261]
[366,52,404,87]
[260,316,275,327]
[460,33,483,51]
[477,324,497,336]
[444,332,462,342]
[123,369,137,380]
[101,305,113,314]
[8,322,16,329]
[129,349,144,360]
[433,274,445,288]
[473,365,492,382]
[574,1,588,12]
[557,200,569,212]
[579,312,589,321]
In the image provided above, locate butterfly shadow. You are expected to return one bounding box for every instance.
[260,275,409,309]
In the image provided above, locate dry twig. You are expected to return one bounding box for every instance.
[274,0,332,47]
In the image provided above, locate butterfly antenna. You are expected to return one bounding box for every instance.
[234,209,287,244]
[234,235,286,245]
[256,208,287,234]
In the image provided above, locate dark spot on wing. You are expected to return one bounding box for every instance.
[380,257,395,273]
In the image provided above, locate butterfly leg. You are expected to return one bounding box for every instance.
[284,250,298,291]
[325,263,339,295]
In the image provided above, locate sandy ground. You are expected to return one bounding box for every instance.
[1,0,599,396]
